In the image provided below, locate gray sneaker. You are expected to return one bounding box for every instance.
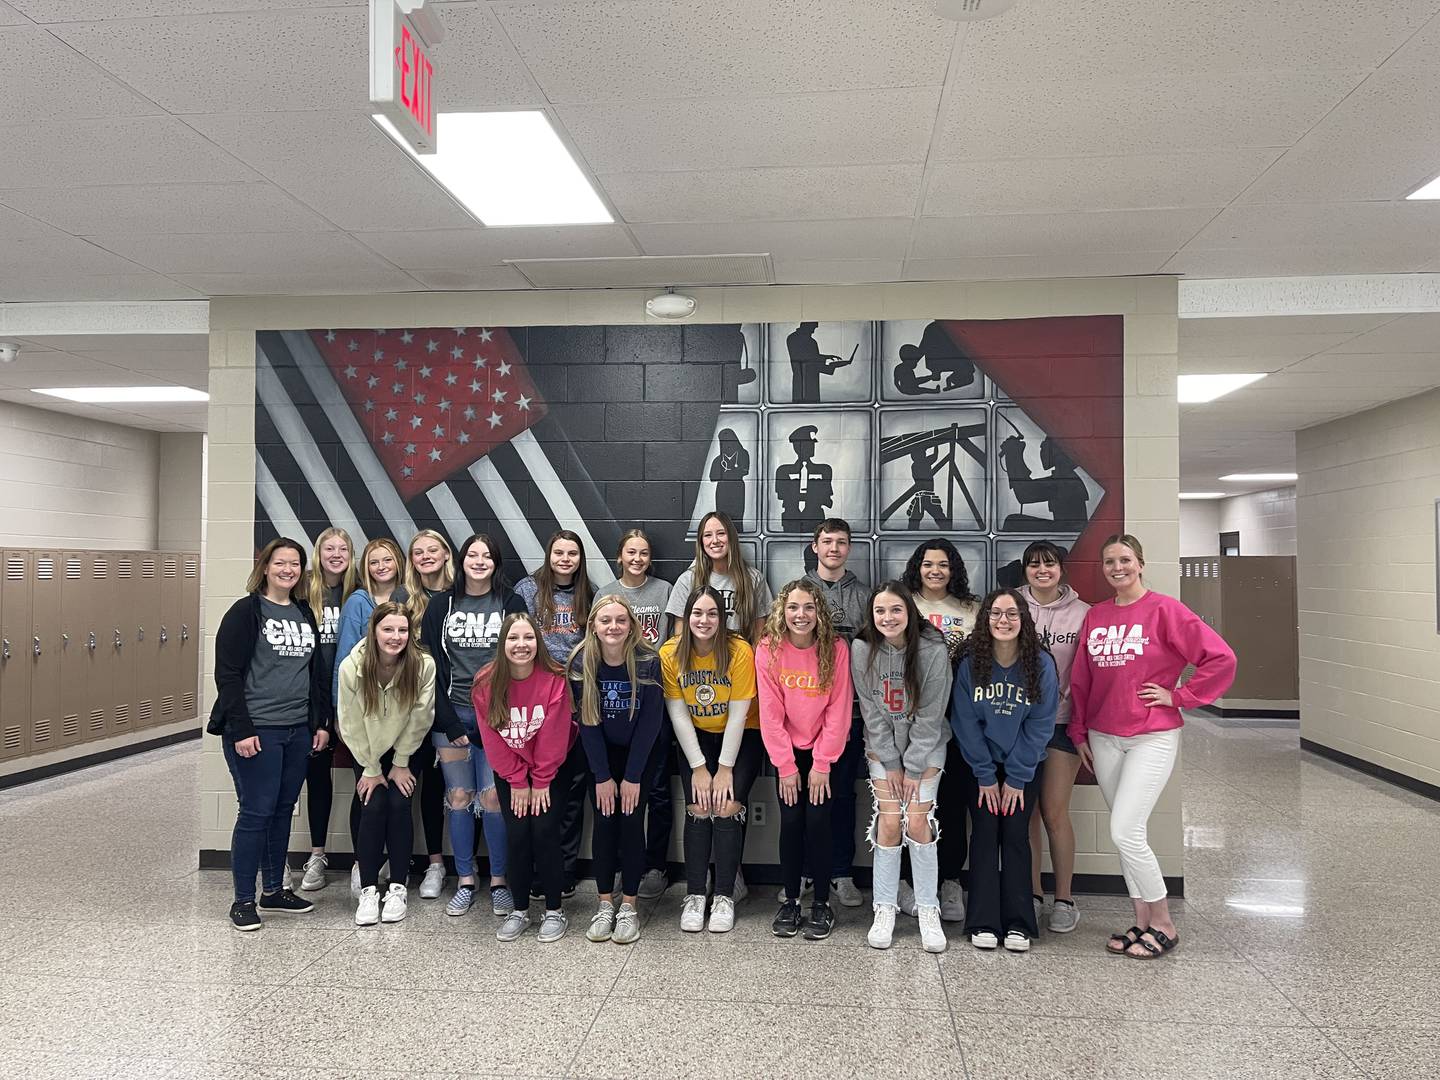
[940,879,965,923]
[612,902,641,944]
[496,911,530,942]
[1048,899,1080,934]
[637,869,669,899]
[586,900,616,942]
[832,876,864,908]
[537,909,568,943]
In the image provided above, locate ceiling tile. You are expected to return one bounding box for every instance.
[1289,351,1440,373]
[23,333,208,353]
[0,233,149,275]
[903,252,1171,281]
[772,259,904,284]
[1177,354,1294,375]
[0,273,202,302]
[632,218,913,261]
[1320,313,1440,354]
[431,2,545,109]
[88,230,398,275]
[1183,314,1397,337]
[601,164,923,223]
[0,3,29,24]
[933,70,1365,159]
[0,181,333,236]
[11,0,362,19]
[0,204,61,240]
[171,269,424,295]
[0,24,159,122]
[1179,327,1359,358]
[49,8,367,114]
[493,0,956,104]
[1185,201,1440,250]
[924,150,1280,215]
[185,111,478,231]
[352,225,640,270]
[910,208,1214,259]
[1164,247,1437,277]
[558,87,940,173]
[0,115,256,187]
[403,267,535,291]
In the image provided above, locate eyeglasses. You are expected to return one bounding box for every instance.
[985,609,1022,623]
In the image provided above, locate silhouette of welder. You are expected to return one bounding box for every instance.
[1000,428,1090,531]
[774,424,833,533]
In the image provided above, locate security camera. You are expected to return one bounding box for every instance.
[0,343,18,364]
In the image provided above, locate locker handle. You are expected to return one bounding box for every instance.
[137,626,144,642]
[1,638,8,661]
[113,629,123,650]
[33,636,40,658]
[87,632,96,652]
[62,633,70,646]
[182,624,190,643]
[159,626,168,644]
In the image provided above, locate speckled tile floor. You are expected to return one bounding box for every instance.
[1,714,1434,1078]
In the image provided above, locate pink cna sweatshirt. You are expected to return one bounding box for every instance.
[1068,591,1235,745]
[474,668,576,789]
[756,637,854,776]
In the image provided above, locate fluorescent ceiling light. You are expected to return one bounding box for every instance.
[33,386,208,403]
[1177,372,1266,403]
[1179,492,1227,500]
[1406,172,1440,199]
[373,111,612,227]
[1218,472,1297,482]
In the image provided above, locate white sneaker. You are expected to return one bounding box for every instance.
[355,885,380,927]
[613,902,641,944]
[282,864,294,893]
[708,895,735,933]
[1048,899,1080,934]
[897,880,918,917]
[1034,894,1047,927]
[867,903,897,949]
[832,876,864,908]
[300,853,328,892]
[381,883,408,923]
[680,894,707,932]
[1004,930,1031,952]
[970,930,999,950]
[496,911,530,942]
[419,862,445,899]
[918,905,948,953]
[350,863,361,899]
[940,879,965,922]
[733,868,748,904]
[637,868,669,899]
[537,910,568,943]
[587,900,616,942]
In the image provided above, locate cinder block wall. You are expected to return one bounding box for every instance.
[200,279,1182,887]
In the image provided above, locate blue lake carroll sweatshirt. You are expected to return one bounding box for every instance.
[949,650,1058,788]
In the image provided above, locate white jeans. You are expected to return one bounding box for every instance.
[1089,728,1179,902]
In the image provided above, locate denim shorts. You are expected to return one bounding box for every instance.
[866,757,942,804]
[1047,724,1079,756]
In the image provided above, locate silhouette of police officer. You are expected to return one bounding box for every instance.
[774,424,833,533]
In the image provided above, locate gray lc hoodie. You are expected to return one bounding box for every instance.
[851,630,953,778]
[805,568,868,641]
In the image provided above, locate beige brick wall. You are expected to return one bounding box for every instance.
[201,278,1182,884]
[1297,388,1440,786]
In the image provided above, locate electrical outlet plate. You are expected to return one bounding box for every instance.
[749,802,767,827]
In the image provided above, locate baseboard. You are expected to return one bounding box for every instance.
[1301,738,1440,804]
[0,726,201,791]
[196,850,1179,898]
[1197,704,1300,720]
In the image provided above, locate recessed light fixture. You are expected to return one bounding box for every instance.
[1218,472,1297,482]
[1177,373,1266,403]
[373,111,612,227]
[1406,171,1440,199]
[33,386,208,403]
[1179,492,1227,500]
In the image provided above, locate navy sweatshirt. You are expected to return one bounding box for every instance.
[571,652,665,784]
[949,650,1058,788]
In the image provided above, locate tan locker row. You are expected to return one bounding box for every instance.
[0,549,201,763]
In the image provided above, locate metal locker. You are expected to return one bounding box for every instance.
[28,551,61,755]
[57,552,90,748]
[84,553,116,741]
[0,550,33,760]
[177,552,201,720]
[133,552,161,729]
[108,553,137,737]
[157,553,181,726]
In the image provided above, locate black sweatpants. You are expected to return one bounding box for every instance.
[305,744,334,848]
[558,739,591,889]
[965,769,1040,939]
[408,739,446,861]
[644,727,677,873]
[936,739,976,881]
[591,740,662,898]
[352,754,413,890]
[679,728,764,897]
[778,747,833,905]
[496,750,574,913]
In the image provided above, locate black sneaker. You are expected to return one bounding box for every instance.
[804,902,836,941]
[772,898,804,938]
[230,900,262,932]
[562,882,577,900]
[258,888,315,914]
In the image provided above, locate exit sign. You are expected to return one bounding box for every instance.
[370,0,443,154]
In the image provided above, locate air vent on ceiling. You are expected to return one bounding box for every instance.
[506,253,774,290]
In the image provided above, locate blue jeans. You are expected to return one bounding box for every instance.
[434,705,507,879]
[224,722,312,903]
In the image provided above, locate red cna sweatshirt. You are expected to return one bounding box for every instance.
[756,636,854,776]
[1068,591,1236,745]
[474,668,576,789]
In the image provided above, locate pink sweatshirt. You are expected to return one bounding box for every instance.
[1020,584,1090,724]
[474,668,576,789]
[1068,591,1235,744]
[756,637,854,776]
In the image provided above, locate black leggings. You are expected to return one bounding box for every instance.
[936,739,975,881]
[558,740,591,888]
[678,727,764,897]
[496,751,574,913]
[591,741,662,898]
[306,744,334,849]
[408,739,446,860]
[352,756,413,889]
[778,747,833,905]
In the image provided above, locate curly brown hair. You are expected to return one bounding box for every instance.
[959,588,1046,704]
[760,578,838,691]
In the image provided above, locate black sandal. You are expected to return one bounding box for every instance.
[1107,925,1144,955]
[1126,926,1180,959]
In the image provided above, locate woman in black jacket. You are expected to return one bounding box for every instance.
[210,538,332,931]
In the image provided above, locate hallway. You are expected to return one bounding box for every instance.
[0,714,1430,1079]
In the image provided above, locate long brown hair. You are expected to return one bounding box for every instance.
[672,586,740,681]
[404,529,454,621]
[760,578,838,691]
[856,581,939,719]
[692,510,760,639]
[570,595,656,727]
[478,612,569,732]
[533,529,592,632]
[246,538,308,601]
[960,588,1045,703]
[357,601,425,714]
[306,527,358,613]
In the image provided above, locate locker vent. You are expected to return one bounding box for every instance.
[62,714,80,739]
[163,558,178,579]
[137,699,153,725]
[1,726,19,752]
[65,556,82,579]
[182,692,196,715]
[36,555,54,579]
[184,556,199,578]
[161,695,175,719]
[114,703,130,728]
[116,557,133,579]
[141,558,157,579]
[89,709,106,734]
[93,558,108,579]
[5,554,24,580]
[32,717,51,745]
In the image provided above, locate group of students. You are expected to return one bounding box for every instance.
[211,512,1235,957]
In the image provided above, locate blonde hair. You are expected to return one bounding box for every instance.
[357,601,424,715]
[478,612,570,731]
[246,538,307,601]
[570,596,656,727]
[358,538,407,602]
[692,511,760,641]
[306,527,358,613]
[405,529,454,621]
[760,578,838,691]
[614,528,653,572]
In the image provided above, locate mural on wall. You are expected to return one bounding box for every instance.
[254,317,1124,602]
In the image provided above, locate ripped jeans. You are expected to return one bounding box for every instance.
[866,757,942,911]
[433,705,507,880]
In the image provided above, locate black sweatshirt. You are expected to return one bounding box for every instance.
[420,584,528,741]
[207,592,332,742]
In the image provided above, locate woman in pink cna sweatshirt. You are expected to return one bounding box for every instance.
[1069,534,1235,960]
[757,579,853,942]
[475,612,577,945]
